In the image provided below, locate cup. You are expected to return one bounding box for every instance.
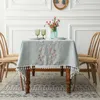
[35,29,40,38]
[41,29,46,39]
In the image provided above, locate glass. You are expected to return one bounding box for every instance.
[35,29,40,38]
[41,29,46,39]
[50,27,58,39]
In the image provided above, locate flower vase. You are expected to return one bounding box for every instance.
[50,28,58,39]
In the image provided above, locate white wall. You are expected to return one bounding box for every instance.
[1,0,100,68]
[0,0,4,33]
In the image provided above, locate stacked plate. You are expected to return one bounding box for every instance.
[30,38,44,40]
[52,37,67,40]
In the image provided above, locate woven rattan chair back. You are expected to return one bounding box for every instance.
[0,32,9,58]
[88,32,100,59]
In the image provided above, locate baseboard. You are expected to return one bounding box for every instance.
[8,68,91,72]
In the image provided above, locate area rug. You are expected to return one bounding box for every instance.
[0,72,100,100]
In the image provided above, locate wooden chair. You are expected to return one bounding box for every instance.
[97,58,100,81]
[79,32,100,85]
[0,32,18,81]
[0,32,18,57]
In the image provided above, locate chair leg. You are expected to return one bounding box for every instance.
[91,64,97,85]
[5,63,9,78]
[72,74,77,91]
[2,65,5,79]
[0,66,2,82]
[60,66,63,76]
[87,63,90,79]
[20,73,24,91]
[0,65,5,82]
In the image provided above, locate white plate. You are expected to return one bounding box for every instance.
[30,38,44,40]
[53,37,67,40]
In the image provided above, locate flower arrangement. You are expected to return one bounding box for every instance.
[45,17,60,32]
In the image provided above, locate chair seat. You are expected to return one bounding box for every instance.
[0,57,18,63]
[78,54,91,57]
[6,54,19,57]
[79,57,97,63]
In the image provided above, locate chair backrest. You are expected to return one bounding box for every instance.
[0,32,9,57]
[88,32,100,59]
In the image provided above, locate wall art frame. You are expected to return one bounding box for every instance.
[53,0,69,10]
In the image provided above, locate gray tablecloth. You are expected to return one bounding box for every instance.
[17,39,79,78]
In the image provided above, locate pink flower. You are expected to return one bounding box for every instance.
[45,17,60,30]
[58,19,60,22]
[56,21,58,23]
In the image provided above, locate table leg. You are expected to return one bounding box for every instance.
[60,66,63,76]
[66,66,71,93]
[32,66,35,76]
[25,66,30,94]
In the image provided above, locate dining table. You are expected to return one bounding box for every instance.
[17,38,79,94]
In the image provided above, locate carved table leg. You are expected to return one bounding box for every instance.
[25,66,30,94]
[32,66,35,76]
[60,66,63,76]
[66,66,71,93]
